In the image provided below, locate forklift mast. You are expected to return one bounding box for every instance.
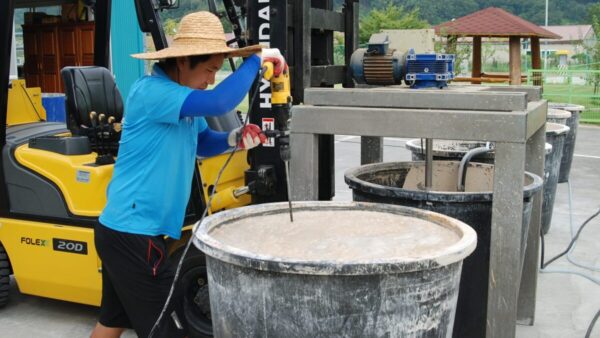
[0,0,15,214]
[243,0,359,203]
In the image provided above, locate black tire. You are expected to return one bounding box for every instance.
[0,241,10,308]
[172,247,213,338]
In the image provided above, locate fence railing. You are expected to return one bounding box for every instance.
[527,69,600,124]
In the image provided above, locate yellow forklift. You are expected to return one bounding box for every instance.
[0,0,355,336]
[0,1,255,336]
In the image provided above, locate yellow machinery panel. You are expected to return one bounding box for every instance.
[15,144,114,217]
[7,79,46,126]
[15,145,251,217]
[198,150,251,214]
[0,218,198,306]
[0,218,101,306]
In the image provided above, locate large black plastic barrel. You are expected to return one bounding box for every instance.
[194,201,477,337]
[549,102,585,183]
[547,108,571,126]
[344,161,542,338]
[542,123,570,234]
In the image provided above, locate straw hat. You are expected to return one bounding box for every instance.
[132,11,262,60]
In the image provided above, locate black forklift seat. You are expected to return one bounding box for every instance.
[61,66,123,132]
[60,66,123,159]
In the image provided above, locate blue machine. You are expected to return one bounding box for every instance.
[404,49,455,89]
[350,34,455,89]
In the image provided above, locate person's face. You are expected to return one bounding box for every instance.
[177,54,225,90]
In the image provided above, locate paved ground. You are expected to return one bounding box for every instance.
[1,125,599,337]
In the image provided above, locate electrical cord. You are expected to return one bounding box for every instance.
[566,181,600,272]
[586,308,600,338]
[540,207,600,269]
[539,205,600,337]
[148,68,265,338]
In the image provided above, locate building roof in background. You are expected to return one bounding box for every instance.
[434,7,561,39]
[543,25,594,42]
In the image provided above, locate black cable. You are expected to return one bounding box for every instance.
[586,308,600,338]
[148,68,265,338]
[541,207,600,269]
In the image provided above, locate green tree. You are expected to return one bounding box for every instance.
[359,3,429,44]
[586,3,600,94]
[163,18,178,37]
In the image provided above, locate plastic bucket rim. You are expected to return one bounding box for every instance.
[405,139,496,159]
[545,122,570,136]
[547,108,571,120]
[548,102,585,113]
[193,201,477,276]
[343,161,543,202]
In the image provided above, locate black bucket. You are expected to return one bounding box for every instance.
[194,201,476,337]
[542,123,570,234]
[546,108,571,126]
[549,102,584,183]
[344,161,543,338]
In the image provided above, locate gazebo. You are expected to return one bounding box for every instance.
[434,7,560,85]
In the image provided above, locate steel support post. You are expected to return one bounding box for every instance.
[517,117,547,325]
[360,137,383,164]
[487,141,527,338]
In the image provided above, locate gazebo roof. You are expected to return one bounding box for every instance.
[434,7,561,39]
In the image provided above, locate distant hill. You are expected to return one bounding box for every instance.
[334,0,596,26]
[157,1,596,29]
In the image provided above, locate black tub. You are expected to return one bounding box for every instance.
[344,161,542,338]
[549,102,585,183]
[546,108,571,125]
[542,123,569,234]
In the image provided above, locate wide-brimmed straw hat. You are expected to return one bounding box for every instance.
[132,11,262,60]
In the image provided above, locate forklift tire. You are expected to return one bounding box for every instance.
[172,247,213,338]
[0,242,10,308]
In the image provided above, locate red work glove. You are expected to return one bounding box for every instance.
[260,48,288,77]
[263,57,288,77]
[228,124,268,150]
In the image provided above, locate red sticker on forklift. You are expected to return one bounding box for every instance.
[262,118,275,147]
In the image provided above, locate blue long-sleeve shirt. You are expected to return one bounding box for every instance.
[100,55,260,239]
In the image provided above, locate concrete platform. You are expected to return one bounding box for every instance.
[1,125,599,337]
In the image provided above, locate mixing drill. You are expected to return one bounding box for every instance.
[260,59,294,221]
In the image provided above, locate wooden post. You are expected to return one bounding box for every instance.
[509,36,522,85]
[531,37,542,86]
[472,36,482,84]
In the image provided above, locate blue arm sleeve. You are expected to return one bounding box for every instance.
[181,55,260,118]
[196,127,232,157]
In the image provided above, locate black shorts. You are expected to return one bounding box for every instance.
[94,222,187,338]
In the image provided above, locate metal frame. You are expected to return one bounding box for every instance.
[290,86,546,338]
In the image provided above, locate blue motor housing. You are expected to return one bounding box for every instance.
[350,34,455,89]
[404,49,455,89]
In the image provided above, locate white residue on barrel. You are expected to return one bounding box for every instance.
[208,210,460,262]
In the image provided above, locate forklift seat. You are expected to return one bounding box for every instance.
[61,66,123,132]
[61,66,123,157]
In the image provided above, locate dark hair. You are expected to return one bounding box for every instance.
[159,54,213,72]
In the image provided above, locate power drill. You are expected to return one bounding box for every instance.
[261,59,294,220]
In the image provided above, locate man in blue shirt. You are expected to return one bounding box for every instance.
[92,11,286,338]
